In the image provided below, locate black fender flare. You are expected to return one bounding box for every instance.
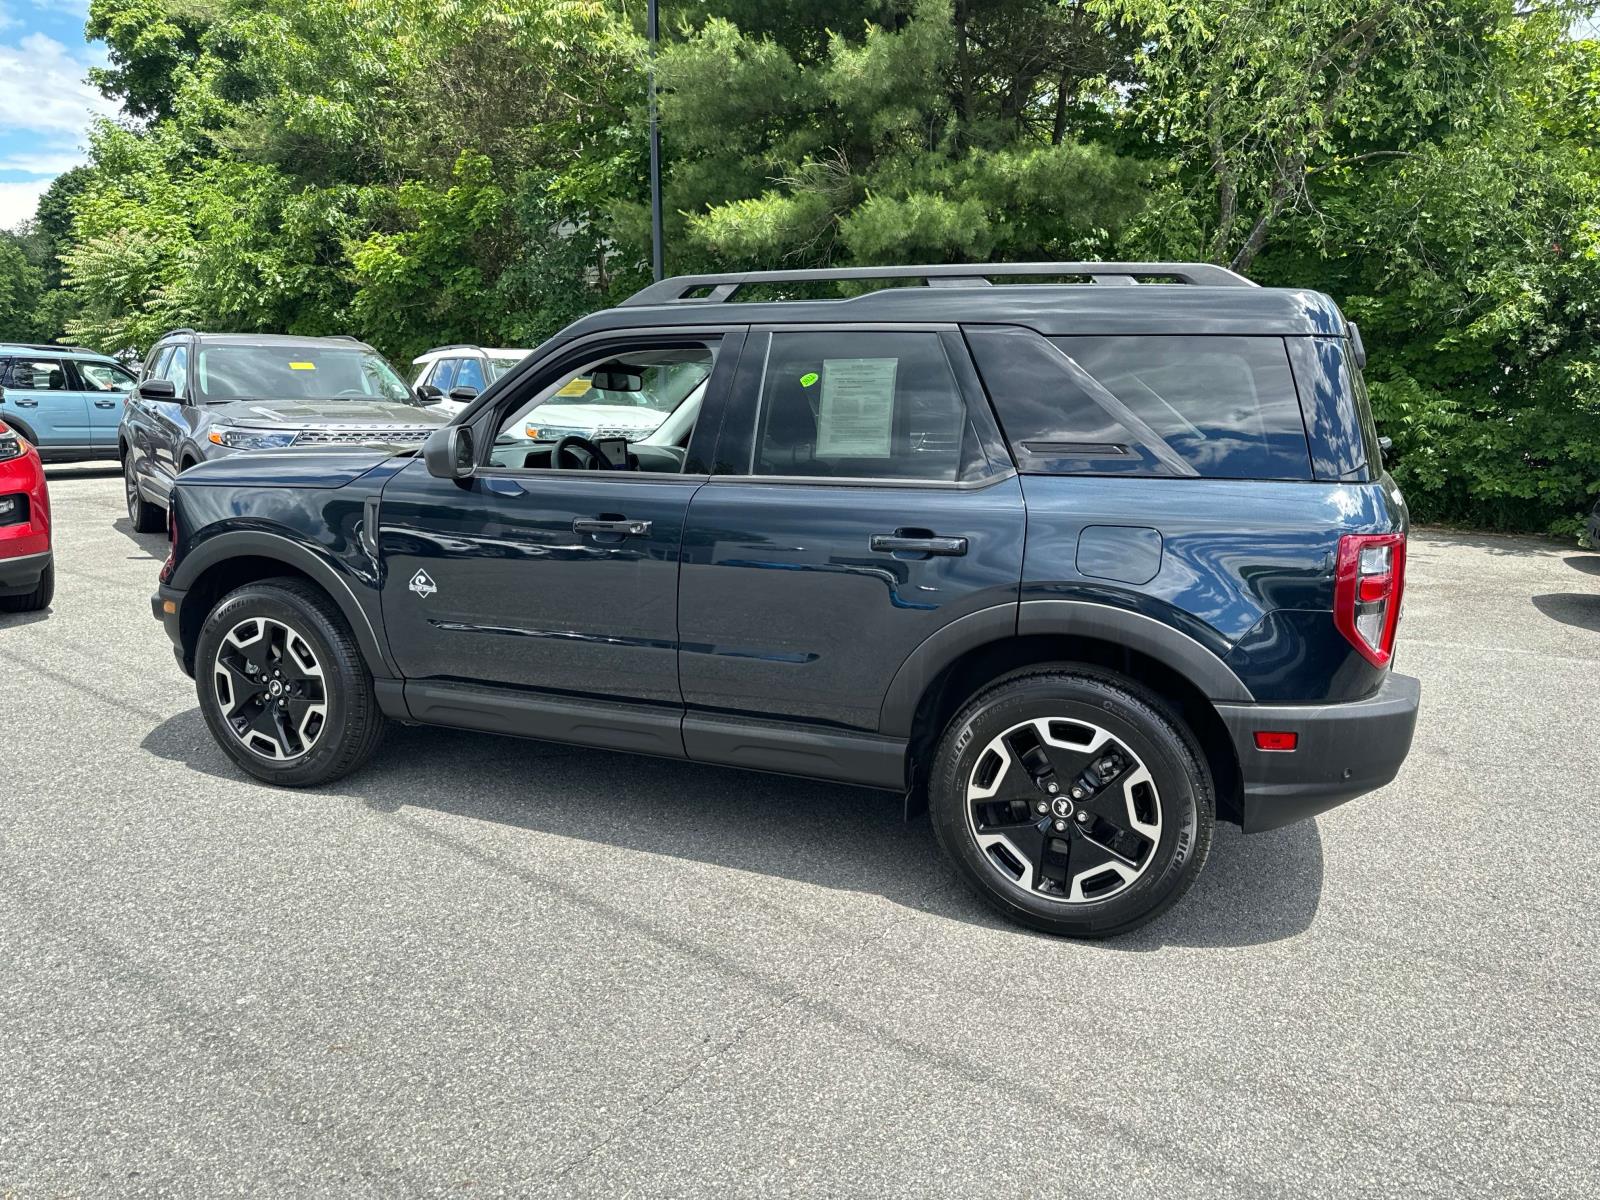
[877,598,1253,738]
[171,529,397,677]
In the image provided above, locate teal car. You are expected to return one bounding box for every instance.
[0,343,137,462]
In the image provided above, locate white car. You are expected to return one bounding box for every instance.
[517,350,711,445]
[411,345,533,414]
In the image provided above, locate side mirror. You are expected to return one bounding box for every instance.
[448,385,479,403]
[423,424,475,481]
[138,378,177,401]
[1348,322,1368,371]
[1377,436,1393,454]
[416,384,444,402]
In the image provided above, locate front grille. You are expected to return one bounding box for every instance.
[294,427,433,445]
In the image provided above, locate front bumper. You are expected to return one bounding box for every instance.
[0,549,51,595]
[152,583,191,673]
[1217,671,1421,833]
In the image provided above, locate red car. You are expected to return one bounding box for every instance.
[0,419,53,612]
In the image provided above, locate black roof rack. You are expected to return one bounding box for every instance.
[418,344,481,356]
[156,327,197,341]
[622,261,1254,307]
[326,333,366,343]
[2,342,100,355]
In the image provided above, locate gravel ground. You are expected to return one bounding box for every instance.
[2,464,1597,1198]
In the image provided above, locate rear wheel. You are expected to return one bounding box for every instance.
[195,579,384,786]
[0,561,53,612]
[929,669,1213,938]
[124,452,165,533]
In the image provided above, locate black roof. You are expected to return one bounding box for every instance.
[561,263,1349,342]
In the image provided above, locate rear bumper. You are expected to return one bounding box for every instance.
[1217,671,1421,833]
[0,549,51,594]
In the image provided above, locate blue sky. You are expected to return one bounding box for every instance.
[0,0,119,229]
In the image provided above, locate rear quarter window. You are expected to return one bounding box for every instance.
[966,328,1312,481]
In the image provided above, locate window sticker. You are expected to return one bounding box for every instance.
[288,361,316,370]
[556,377,593,397]
[815,357,897,457]
[799,371,819,387]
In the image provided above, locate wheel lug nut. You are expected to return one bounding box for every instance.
[1035,800,1049,814]
[1071,788,1083,800]
[1076,811,1089,824]
[1053,819,1068,832]
[1046,783,1059,794]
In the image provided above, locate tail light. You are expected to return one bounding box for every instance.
[1334,532,1406,667]
[160,505,178,583]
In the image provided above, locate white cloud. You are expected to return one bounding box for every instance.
[0,176,53,227]
[0,144,86,174]
[0,32,117,139]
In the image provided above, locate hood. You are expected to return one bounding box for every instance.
[217,398,448,429]
[522,403,666,433]
[181,448,399,489]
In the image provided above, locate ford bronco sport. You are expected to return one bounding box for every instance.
[150,262,1420,937]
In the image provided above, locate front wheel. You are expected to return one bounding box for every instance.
[194,579,385,786]
[124,453,165,533]
[929,669,1213,938]
[0,561,53,612]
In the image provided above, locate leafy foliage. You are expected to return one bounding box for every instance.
[1,0,1595,532]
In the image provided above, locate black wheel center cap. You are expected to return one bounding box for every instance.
[268,680,284,698]
[1051,796,1074,820]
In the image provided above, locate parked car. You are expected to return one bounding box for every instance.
[0,342,136,463]
[0,419,53,612]
[1588,495,1600,550]
[411,345,532,414]
[149,262,1420,938]
[120,330,447,533]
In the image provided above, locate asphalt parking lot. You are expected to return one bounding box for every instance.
[3,464,1598,1198]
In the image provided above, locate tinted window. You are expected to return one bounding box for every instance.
[162,345,189,400]
[967,328,1311,480]
[8,359,67,390]
[454,357,487,392]
[430,358,458,392]
[751,331,977,482]
[194,345,413,403]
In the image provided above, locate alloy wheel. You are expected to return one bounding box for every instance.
[124,459,139,517]
[211,616,329,761]
[966,716,1162,903]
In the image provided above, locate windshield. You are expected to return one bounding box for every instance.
[531,357,709,413]
[196,345,416,404]
[488,354,525,379]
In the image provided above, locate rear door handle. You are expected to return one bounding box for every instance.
[93,399,118,408]
[573,517,652,537]
[870,533,968,556]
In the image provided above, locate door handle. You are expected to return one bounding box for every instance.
[13,399,38,407]
[93,399,118,408]
[870,533,968,556]
[573,516,652,537]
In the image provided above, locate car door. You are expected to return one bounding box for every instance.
[678,326,1025,735]
[0,357,90,451]
[72,358,137,449]
[378,328,745,722]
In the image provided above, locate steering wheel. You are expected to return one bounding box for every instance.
[551,434,608,470]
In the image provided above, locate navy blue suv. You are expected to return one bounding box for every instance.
[150,263,1420,937]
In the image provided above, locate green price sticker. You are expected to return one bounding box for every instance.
[800,371,819,387]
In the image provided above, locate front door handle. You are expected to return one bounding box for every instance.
[573,516,652,537]
[93,399,118,408]
[870,532,968,556]
[13,398,38,407]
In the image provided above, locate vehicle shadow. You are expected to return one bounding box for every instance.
[1531,592,1600,633]
[44,463,121,481]
[112,515,167,557]
[140,711,1324,950]
[0,607,52,631]
[1564,555,1600,578]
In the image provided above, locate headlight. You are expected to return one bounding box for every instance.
[0,432,22,462]
[208,428,299,450]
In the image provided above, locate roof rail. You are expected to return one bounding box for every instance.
[418,344,480,356]
[6,342,99,355]
[157,327,197,341]
[326,333,366,343]
[622,261,1254,307]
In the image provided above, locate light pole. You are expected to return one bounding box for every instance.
[648,0,663,282]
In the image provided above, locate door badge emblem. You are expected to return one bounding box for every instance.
[409,570,437,599]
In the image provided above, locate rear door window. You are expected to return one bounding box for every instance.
[7,359,68,390]
[967,328,1311,480]
[454,357,487,392]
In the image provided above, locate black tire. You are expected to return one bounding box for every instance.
[0,561,53,612]
[929,668,1214,938]
[194,578,385,786]
[124,452,165,533]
